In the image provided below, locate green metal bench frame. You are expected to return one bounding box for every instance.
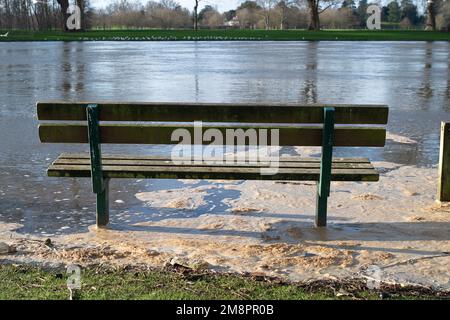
[87,104,110,226]
[38,101,388,228]
[84,104,336,227]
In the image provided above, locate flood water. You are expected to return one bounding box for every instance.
[0,41,449,235]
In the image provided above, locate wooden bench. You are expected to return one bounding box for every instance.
[37,102,389,228]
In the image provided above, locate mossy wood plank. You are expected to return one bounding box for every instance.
[438,122,450,201]
[47,164,379,181]
[39,124,386,147]
[37,102,389,125]
[53,158,375,169]
[58,153,372,163]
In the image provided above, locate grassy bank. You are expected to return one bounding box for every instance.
[0,264,446,300]
[0,29,449,41]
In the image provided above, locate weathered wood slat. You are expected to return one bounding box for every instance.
[49,164,377,175]
[53,158,375,169]
[58,153,372,163]
[39,124,386,147]
[37,102,389,125]
[47,164,379,181]
[438,122,450,201]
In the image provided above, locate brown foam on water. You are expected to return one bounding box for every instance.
[1,162,450,290]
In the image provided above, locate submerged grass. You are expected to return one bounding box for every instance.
[0,29,449,42]
[0,264,447,300]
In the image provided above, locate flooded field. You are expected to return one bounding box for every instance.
[0,41,449,233]
[0,41,449,289]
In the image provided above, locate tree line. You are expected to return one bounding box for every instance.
[0,0,449,31]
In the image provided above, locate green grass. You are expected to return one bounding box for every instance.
[0,264,446,300]
[0,29,449,41]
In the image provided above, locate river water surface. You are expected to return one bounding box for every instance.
[0,41,449,235]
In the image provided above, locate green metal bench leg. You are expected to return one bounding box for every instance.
[96,178,110,227]
[315,107,335,227]
[87,104,109,228]
[315,188,328,227]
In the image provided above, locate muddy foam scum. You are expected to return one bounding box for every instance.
[1,158,449,291]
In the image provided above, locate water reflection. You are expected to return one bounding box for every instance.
[194,42,200,101]
[61,42,85,97]
[301,41,317,103]
[1,41,449,162]
[1,41,449,167]
[417,42,433,102]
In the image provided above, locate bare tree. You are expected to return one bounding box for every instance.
[32,0,53,30]
[56,0,70,31]
[236,7,260,29]
[193,0,201,30]
[303,0,336,30]
[425,0,436,30]
[278,0,288,29]
[55,0,87,31]
[202,9,223,28]
[0,0,38,30]
[320,7,358,28]
[436,0,450,30]
[256,0,277,29]
[277,0,302,30]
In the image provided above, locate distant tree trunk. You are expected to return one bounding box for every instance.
[76,0,84,30]
[263,13,270,30]
[425,0,436,31]
[279,4,287,30]
[56,0,70,31]
[194,0,199,30]
[307,0,320,30]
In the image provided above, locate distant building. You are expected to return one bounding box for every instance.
[224,16,240,28]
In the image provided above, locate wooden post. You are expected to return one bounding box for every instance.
[86,104,109,227]
[315,107,335,227]
[438,122,450,202]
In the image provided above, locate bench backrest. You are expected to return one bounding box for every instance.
[37,102,388,147]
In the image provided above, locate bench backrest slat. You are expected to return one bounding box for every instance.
[38,123,386,147]
[37,102,388,147]
[37,102,389,125]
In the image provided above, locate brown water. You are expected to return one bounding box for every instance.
[0,41,449,235]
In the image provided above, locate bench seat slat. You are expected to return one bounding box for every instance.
[58,153,372,163]
[53,158,375,169]
[47,164,379,181]
[48,154,379,182]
